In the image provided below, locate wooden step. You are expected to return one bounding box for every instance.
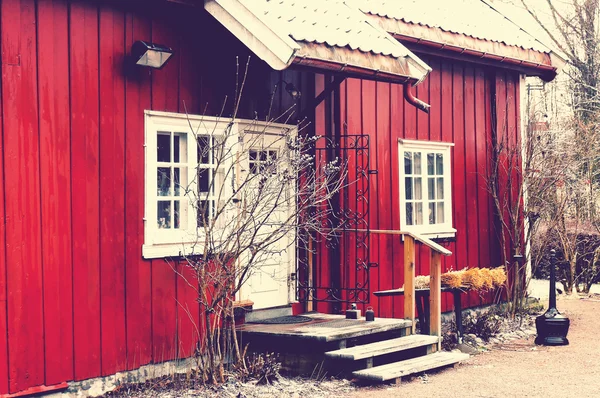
[352,352,470,382]
[325,334,439,361]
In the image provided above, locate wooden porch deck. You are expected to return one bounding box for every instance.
[238,313,412,343]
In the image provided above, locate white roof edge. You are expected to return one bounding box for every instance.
[204,0,300,70]
[479,0,568,68]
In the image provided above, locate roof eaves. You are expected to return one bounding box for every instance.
[204,0,300,70]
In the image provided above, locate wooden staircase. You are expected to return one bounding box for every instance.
[324,230,468,383]
[325,331,468,383]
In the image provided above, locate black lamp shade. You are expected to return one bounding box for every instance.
[132,40,173,69]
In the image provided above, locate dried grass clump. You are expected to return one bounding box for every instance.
[461,268,485,290]
[441,270,464,288]
[490,267,507,287]
[479,268,494,290]
[414,275,430,290]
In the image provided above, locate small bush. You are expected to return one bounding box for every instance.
[238,352,281,385]
[462,310,503,342]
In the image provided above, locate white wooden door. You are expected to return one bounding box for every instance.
[238,131,294,310]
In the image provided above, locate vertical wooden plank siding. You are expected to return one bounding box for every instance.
[37,0,74,386]
[389,82,404,318]
[150,14,181,363]
[336,56,518,318]
[0,0,8,390]
[375,82,392,318]
[71,1,102,381]
[99,6,127,376]
[1,0,45,392]
[124,11,153,370]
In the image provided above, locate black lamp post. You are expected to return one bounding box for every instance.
[535,249,570,345]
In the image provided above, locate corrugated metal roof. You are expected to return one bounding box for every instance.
[246,0,413,58]
[357,0,552,53]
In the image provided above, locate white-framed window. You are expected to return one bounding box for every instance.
[398,139,456,238]
[142,110,296,259]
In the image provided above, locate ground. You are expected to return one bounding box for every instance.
[349,295,600,398]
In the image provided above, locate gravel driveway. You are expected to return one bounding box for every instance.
[347,296,600,398]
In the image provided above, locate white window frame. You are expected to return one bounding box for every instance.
[398,139,456,238]
[142,110,297,259]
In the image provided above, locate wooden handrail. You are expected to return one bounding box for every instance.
[359,229,452,256]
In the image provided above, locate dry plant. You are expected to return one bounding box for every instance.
[166,57,348,384]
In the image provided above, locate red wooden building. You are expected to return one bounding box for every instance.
[0,0,564,396]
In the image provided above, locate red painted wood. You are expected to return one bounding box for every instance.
[150,14,179,363]
[390,82,404,318]
[99,6,127,376]
[37,0,74,386]
[362,79,377,313]
[0,8,7,390]
[151,16,180,113]
[464,66,481,306]
[1,0,45,392]
[475,67,491,268]
[152,258,178,362]
[1,382,68,398]
[177,263,200,358]
[71,2,102,381]
[375,81,392,318]
[124,12,153,370]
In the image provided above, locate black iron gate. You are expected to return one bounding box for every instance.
[296,133,377,308]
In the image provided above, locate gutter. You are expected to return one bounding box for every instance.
[292,57,432,113]
[394,34,558,81]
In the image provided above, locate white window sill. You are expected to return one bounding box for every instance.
[142,243,205,259]
[401,228,457,240]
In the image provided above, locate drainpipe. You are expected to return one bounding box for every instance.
[404,84,431,113]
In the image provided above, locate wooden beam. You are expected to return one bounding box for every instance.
[355,229,452,256]
[429,250,442,352]
[403,235,415,334]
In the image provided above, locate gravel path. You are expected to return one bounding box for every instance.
[348,296,600,398]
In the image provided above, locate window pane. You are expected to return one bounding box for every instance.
[405,177,413,200]
[437,177,444,200]
[197,200,212,228]
[157,201,171,229]
[157,167,171,196]
[414,177,422,200]
[259,151,267,161]
[415,202,423,225]
[414,152,422,175]
[427,153,435,175]
[406,203,413,226]
[174,167,188,196]
[436,153,444,175]
[429,202,436,224]
[437,202,445,224]
[174,200,188,230]
[428,178,435,200]
[157,133,170,162]
[198,168,210,193]
[249,150,258,160]
[404,152,412,175]
[198,135,210,164]
[174,133,187,163]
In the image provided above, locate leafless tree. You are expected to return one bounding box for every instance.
[165,57,347,384]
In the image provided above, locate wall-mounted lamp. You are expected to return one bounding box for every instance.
[281,80,301,100]
[132,40,173,69]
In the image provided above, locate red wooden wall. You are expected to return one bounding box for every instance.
[0,0,523,395]
[313,56,522,318]
[0,0,276,394]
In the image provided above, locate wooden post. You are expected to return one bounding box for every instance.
[403,235,415,334]
[429,250,442,352]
